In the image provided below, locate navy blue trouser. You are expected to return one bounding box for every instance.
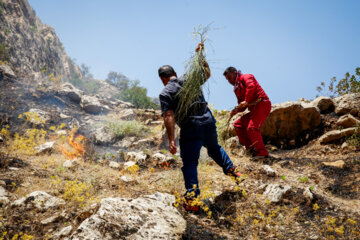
[179,121,234,196]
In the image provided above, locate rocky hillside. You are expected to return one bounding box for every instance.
[0,0,80,79]
[0,0,360,239]
[0,69,360,239]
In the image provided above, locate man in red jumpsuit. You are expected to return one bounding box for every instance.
[223,67,271,160]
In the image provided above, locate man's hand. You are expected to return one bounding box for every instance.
[238,101,249,109]
[230,101,248,117]
[169,140,177,154]
[163,110,177,154]
[230,107,239,118]
[195,43,204,52]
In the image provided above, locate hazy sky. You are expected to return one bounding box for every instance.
[28,0,360,110]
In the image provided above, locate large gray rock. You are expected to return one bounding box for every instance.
[28,108,51,125]
[0,186,9,205]
[319,127,359,143]
[334,93,360,115]
[93,126,115,145]
[311,96,334,113]
[35,141,55,154]
[69,192,186,240]
[11,191,65,210]
[59,83,83,103]
[337,114,360,128]
[125,151,148,165]
[119,109,136,120]
[0,64,16,80]
[261,102,321,139]
[80,95,103,114]
[262,184,291,203]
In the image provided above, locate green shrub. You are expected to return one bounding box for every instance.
[106,120,147,139]
[317,67,360,97]
[115,80,159,109]
[347,125,360,149]
[0,43,10,62]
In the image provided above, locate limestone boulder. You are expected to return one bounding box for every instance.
[80,95,104,114]
[261,102,321,140]
[152,152,166,162]
[337,114,360,128]
[262,184,292,203]
[125,151,148,165]
[319,127,359,143]
[311,96,334,113]
[28,108,51,125]
[59,83,83,103]
[123,161,137,170]
[109,161,120,169]
[35,141,55,154]
[0,186,9,205]
[11,191,65,210]
[69,192,186,240]
[334,93,360,115]
[0,64,16,80]
[93,126,115,145]
[118,109,136,120]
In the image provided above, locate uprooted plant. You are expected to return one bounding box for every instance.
[176,24,211,123]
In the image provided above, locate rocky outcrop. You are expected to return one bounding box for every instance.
[35,141,54,154]
[125,151,148,165]
[11,191,65,210]
[0,186,9,205]
[262,184,291,203]
[69,192,186,240]
[337,114,360,128]
[0,64,16,80]
[311,96,334,113]
[59,83,83,103]
[261,102,321,140]
[319,127,359,143]
[334,93,360,115]
[0,0,81,79]
[80,95,105,114]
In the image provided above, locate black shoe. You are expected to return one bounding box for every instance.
[251,155,269,161]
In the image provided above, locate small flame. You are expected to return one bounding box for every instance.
[60,130,85,159]
[158,161,170,170]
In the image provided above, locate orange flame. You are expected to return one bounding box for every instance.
[60,130,85,159]
[158,161,170,170]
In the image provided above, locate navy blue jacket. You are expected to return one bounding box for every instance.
[159,77,215,128]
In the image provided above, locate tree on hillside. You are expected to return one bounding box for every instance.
[317,67,360,98]
[70,64,100,94]
[105,71,129,90]
[116,80,159,109]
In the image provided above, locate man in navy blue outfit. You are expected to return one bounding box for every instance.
[158,46,242,211]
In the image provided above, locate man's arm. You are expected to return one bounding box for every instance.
[163,110,177,154]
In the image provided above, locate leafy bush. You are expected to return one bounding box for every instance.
[0,43,10,62]
[317,67,360,97]
[116,80,159,109]
[69,74,101,94]
[106,71,129,90]
[347,125,360,149]
[106,120,147,139]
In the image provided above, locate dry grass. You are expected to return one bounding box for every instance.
[176,24,211,123]
[1,121,360,239]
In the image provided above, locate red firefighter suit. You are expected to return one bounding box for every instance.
[233,72,271,156]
